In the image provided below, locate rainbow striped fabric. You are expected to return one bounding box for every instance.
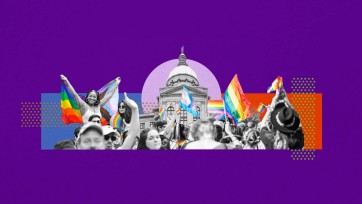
[207,100,224,120]
[173,140,187,150]
[223,74,250,124]
[257,103,266,113]
[159,106,166,120]
[60,81,83,124]
[267,76,283,93]
[112,113,122,129]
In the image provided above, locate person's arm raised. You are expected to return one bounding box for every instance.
[60,74,85,109]
[163,103,179,139]
[99,77,121,107]
[119,92,139,150]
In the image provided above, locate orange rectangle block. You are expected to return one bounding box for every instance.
[244,93,322,150]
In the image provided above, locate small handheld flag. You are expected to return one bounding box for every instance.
[257,103,267,113]
[159,106,166,121]
[267,76,283,93]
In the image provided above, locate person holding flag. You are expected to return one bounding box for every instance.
[60,74,120,124]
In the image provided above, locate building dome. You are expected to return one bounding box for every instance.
[168,64,198,80]
[166,47,199,87]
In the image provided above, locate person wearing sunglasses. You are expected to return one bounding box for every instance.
[102,125,121,150]
[110,100,132,131]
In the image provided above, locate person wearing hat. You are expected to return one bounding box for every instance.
[54,140,75,150]
[76,122,105,150]
[258,87,295,131]
[270,102,303,149]
[102,125,121,150]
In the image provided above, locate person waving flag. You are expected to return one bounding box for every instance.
[180,87,199,117]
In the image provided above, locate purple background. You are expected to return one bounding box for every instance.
[1,1,361,203]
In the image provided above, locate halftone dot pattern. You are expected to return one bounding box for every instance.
[41,102,81,128]
[142,102,158,113]
[20,102,41,128]
[21,102,82,128]
[290,77,316,160]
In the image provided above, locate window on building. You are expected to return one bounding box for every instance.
[193,106,201,121]
[167,106,174,119]
[140,123,145,129]
[180,109,187,125]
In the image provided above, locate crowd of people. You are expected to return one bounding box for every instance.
[55,75,304,150]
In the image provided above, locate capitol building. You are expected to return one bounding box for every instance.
[139,48,210,129]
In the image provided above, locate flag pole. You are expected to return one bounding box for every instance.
[222,99,227,122]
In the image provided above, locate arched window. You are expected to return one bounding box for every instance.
[180,109,187,125]
[193,106,201,121]
[167,106,174,119]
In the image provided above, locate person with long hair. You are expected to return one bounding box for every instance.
[110,100,132,131]
[60,74,120,123]
[137,127,163,150]
[112,93,140,150]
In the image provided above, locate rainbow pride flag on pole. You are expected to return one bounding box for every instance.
[267,76,283,93]
[180,87,198,117]
[61,81,83,124]
[223,74,250,124]
[257,103,267,113]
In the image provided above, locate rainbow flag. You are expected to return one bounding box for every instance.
[257,103,267,113]
[267,76,283,93]
[112,113,122,129]
[173,140,187,150]
[159,106,166,120]
[61,81,83,124]
[208,100,224,120]
[111,113,124,137]
[223,74,250,124]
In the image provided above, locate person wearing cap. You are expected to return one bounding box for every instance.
[54,140,75,150]
[76,122,105,150]
[102,125,121,150]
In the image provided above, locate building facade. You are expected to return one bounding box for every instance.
[139,48,209,129]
